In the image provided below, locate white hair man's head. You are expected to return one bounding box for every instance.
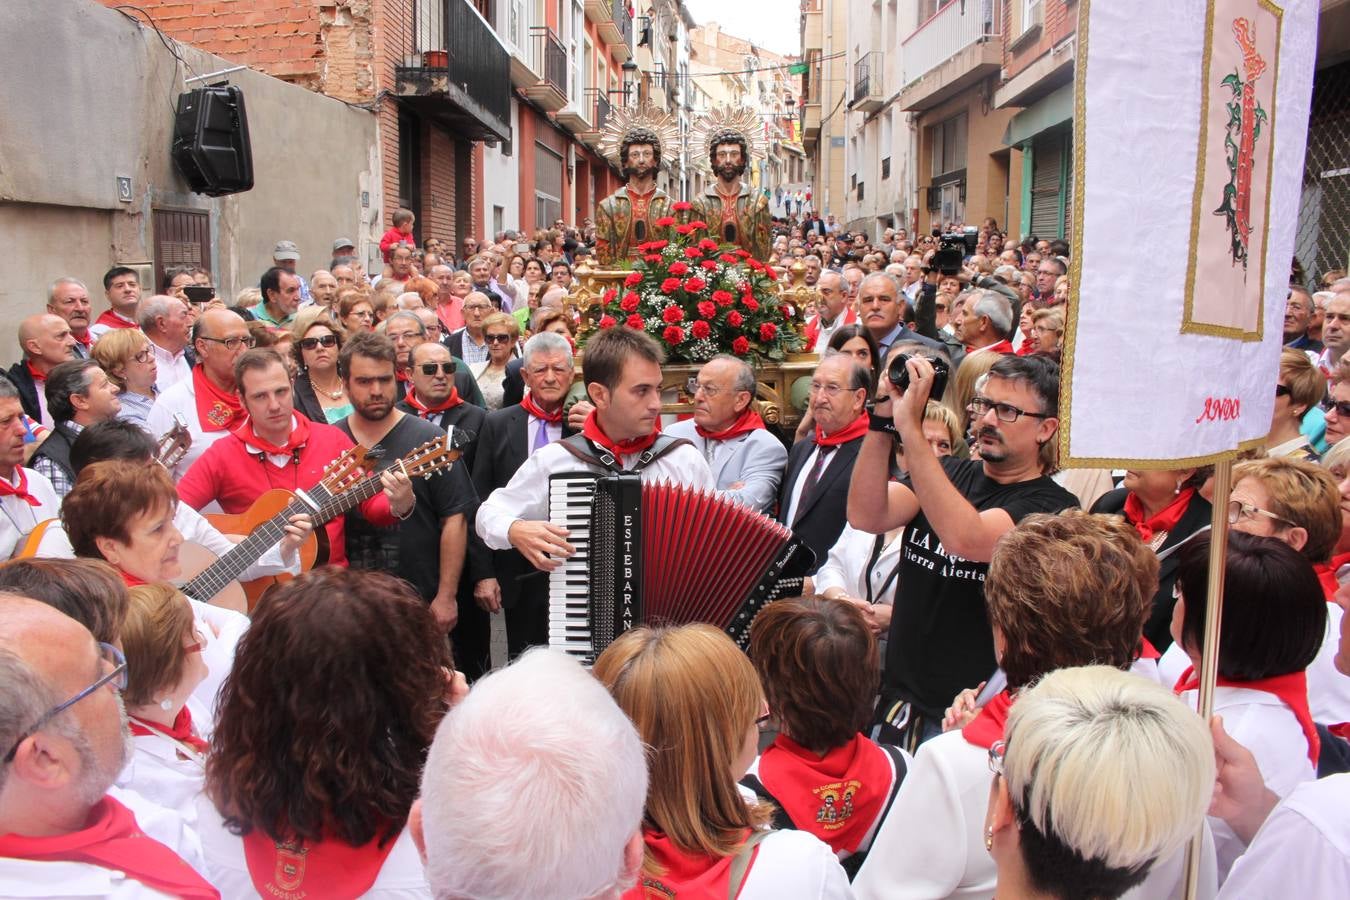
[413,649,647,900]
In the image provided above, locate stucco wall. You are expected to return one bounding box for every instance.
[0,0,381,363]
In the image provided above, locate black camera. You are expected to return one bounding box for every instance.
[887,352,950,400]
[928,226,979,276]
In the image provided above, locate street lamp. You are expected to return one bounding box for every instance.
[621,59,638,107]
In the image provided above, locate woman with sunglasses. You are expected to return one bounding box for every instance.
[470,311,519,412]
[91,328,159,428]
[984,666,1212,900]
[291,307,353,424]
[1266,347,1325,462]
[118,582,212,826]
[593,624,852,899]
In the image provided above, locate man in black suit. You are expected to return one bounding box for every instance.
[470,331,577,658]
[778,354,870,573]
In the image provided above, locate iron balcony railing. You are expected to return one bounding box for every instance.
[534,26,568,97]
[612,0,634,47]
[594,90,613,131]
[395,0,511,131]
[853,50,880,104]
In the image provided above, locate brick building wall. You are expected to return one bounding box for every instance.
[1002,0,1077,81]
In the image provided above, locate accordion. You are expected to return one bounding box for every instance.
[548,473,814,663]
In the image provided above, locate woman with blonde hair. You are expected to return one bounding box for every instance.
[92,328,158,427]
[1030,307,1065,353]
[593,625,851,899]
[1267,346,1325,461]
[119,582,211,823]
[471,311,520,411]
[291,307,351,424]
[338,288,376,334]
[986,666,1213,899]
[946,348,999,444]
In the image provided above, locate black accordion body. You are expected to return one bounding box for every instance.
[548,473,814,663]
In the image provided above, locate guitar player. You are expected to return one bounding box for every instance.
[176,348,415,569]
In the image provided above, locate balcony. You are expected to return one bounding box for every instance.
[851,50,884,114]
[802,5,823,51]
[393,0,511,143]
[802,100,821,144]
[606,0,634,62]
[899,0,1003,112]
[521,27,568,112]
[578,90,613,150]
[556,92,593,133]
[506,0,540,89]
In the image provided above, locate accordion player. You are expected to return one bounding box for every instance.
[548,472,814,663]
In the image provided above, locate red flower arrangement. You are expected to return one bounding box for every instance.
[579,220,806,363]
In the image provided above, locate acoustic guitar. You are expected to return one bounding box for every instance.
[183,433,464,611]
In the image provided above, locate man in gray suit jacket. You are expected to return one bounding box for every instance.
[665,355,787,514]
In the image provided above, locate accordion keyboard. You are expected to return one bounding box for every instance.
[547,474,599,662]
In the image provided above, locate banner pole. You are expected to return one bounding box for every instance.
[1182,456,1233,900]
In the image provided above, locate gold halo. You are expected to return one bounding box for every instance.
[595,102,680,170]
[688,104,768,172]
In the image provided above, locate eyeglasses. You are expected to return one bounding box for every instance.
[1228,499,1293,529]
[183,625,207,656]
[419,362,456,376]
[349,310,374,320]
[299,334,339,350]
[133,348,154,364]
[808,382,852,397]
[199,335,256,351]
[988,739,1006,776]
[686,376,725,398]
[484,333,513,344]
[4,643,127,764]
[756,711,774,732]
[1330,401,1350,418]
[968,396,1051,424]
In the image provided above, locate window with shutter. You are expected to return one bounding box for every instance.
[1029,132,1064,238]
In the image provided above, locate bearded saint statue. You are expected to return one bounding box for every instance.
[690,119,771,262]
[594,110,678,265]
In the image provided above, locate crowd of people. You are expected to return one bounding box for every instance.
[0,207,1348,899]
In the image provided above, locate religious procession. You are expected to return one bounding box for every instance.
[1,0,1349,897]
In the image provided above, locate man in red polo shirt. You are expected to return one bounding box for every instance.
[176,348,414,567]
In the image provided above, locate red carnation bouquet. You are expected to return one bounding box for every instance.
[583,207,806,364]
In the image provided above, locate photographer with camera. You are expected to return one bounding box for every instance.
[848,353,1076,750]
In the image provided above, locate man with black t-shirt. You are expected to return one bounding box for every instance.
[336,332,482,673]
[848,354,1076,750]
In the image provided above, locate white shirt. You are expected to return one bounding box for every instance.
[0,466,60,559]
[854,727,1215,900]
[115,697,210,829]
[1309,601,1350,725]
[193,796,433,899]
[783,443,830,525]
[814,523,903,605]
[187,598,249,733]
[476,439,714,550]
[736,829,854,899]
[149,338,192,394]
[1218,773,1350,897]
[1178,684,1317,881]
[0,859,177,899]
[89,310,138,339]
[146,376,230,480]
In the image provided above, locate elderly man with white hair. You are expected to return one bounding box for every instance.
[138,294,194,393]
[952,289,1015,356]
[411,649,647,900]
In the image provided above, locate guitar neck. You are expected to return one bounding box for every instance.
[178,472,387,602]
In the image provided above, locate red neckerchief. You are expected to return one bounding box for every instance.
[72,329,92,349]
[966,339,1014,355]
[192,365,245,433]
[129,706,209,755]
[755,733,895,855]
[25,361,47,385]
[94,309,138,331]
[1123,488,1196,543]
[696,405,765,442]
[582,410,658,458]
[1137,638,1161,660]
[1313,551,1350,601]
[1015,337,1037,356]
[520,392,564,424]
[232,414,311,458]
[0,796,219,899]
[814,411,869,448]
[962,689,1014,750]
[396,369,411,384]
[623,828,757,900]
[119,570,148,588]
[405,387,462,417]
[0,468,41,507]
[1175,666,1319,765]
[242,828,401,899]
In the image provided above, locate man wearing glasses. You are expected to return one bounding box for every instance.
[668,356,786,514]
[384,312,484,408]
[0,597,218,898]
[146,307,255,478]
[778,354,872,573]
[849,354,1077,750]
[446,293,493,366]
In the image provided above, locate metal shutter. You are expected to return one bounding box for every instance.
[1029,132,1063,239]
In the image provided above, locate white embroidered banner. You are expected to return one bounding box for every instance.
[1061,0,1319,466]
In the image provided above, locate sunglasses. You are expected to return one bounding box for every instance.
[419,362,456,375]
[484,333,513,344]
[299,334,338,350]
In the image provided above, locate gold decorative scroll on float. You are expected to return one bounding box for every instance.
[564,258,821,430]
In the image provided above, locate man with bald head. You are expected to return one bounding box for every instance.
[8,314,77,426]
[0,596,217,898]
[147,306,254,477]
[666,355,787,513]
[804,270,857,351]
[46,278,93,358]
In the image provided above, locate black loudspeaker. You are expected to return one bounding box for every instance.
[172,85,254,197]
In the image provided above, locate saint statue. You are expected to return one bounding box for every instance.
[594,105,680,266]
[690,107,771,262]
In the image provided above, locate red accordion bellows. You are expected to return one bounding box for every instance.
[548,473,812,663]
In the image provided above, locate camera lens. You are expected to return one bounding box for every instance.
[887,353,912,390]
